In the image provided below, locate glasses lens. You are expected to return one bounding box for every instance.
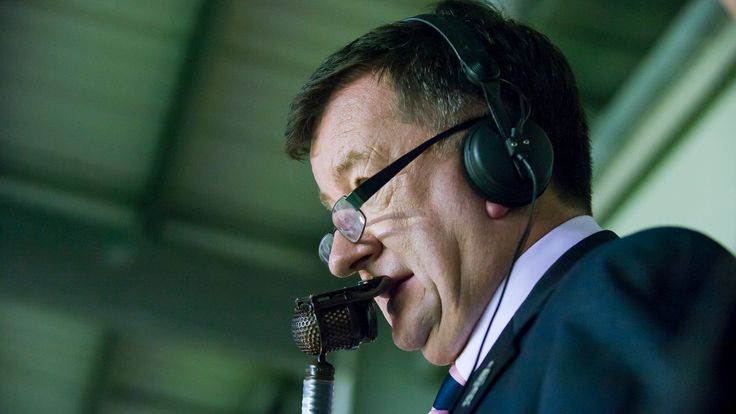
[318,232,334,264]
[332,196,366,243]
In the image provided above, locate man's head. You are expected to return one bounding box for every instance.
[284,0,592,365]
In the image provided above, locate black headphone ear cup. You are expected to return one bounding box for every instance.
[462,117,553,206]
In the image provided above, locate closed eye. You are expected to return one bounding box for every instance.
[353,177,368,188]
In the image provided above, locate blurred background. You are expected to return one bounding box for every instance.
[0,0,734,413]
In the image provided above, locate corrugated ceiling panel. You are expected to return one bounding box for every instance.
[163,0,430,244]
[0,0,716,412]
[106,337,254,412]
[524,0,688,116]
[0,301,101,414]
[0,0,198,203]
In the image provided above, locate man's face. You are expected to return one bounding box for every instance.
[309,74,512,365]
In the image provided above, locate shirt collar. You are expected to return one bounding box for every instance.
[454,215,603,381]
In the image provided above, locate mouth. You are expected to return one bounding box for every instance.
[379,273,413,300]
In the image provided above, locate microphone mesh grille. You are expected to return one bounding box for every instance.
[321,306,358,353]
[292,305,321,355]
[292,304,369,355]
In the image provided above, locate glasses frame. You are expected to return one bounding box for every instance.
[319,115,483,264]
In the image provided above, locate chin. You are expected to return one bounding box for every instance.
[391,327,459,366]
[391,327,422,352]
[420,344,457,366]
[419,326,465,366]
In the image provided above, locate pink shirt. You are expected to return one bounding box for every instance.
[454,215,603,381]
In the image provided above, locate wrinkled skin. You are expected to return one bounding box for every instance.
[309,73,574,365]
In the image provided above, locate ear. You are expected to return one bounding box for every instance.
[485,201,511,219]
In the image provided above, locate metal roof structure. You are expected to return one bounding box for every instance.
[2,0,732,412]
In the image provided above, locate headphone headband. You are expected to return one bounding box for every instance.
[402,13,554,207]
[403,15,500,85]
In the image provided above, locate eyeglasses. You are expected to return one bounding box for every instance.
[318,116,483,265]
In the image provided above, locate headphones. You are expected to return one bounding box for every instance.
[404,14,553,207]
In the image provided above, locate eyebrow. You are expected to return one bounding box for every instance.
[318,150,371,209]
[334,150,370,180]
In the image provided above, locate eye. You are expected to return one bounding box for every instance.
[353,177,368,188]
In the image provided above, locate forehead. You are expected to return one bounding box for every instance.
[309,75,405,200]
[313,74,397,156]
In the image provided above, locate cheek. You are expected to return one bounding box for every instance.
[423,167,479,256]
[424,161,490,295]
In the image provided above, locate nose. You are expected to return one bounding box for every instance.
[328,230,382,277]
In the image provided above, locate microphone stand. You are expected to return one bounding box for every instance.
[292,278,391,414]
[301,352,334,414]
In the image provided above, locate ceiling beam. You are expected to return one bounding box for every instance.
[593,21,736,223]
[80,330,119,414]
[591,0,728,180]
[0,203,333,367]
[137,0,220,239]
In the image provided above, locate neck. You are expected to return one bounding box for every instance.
[518,193,587,255]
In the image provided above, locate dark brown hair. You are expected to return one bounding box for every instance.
[284,0,592,211]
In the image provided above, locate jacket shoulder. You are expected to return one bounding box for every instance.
[563,226,735,333]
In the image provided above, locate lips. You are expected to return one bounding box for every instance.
[379,273,413,299]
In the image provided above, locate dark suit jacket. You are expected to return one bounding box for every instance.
[451,227,736,413]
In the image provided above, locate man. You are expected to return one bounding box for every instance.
[284,0,735,412]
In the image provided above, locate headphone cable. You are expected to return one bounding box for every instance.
[470,155,538,372]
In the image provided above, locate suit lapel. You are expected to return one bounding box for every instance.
[511,230,618,333]
[451,230,618,413]
[453,322,517,413]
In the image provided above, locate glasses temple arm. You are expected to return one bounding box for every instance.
[348,116,483,207]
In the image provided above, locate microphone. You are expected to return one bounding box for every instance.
[291,276,391,355]
[290,276,391,414]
